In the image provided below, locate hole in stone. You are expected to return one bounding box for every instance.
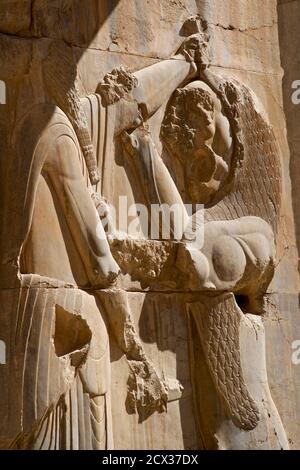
[234,294,250,313]
[54,305,92,357]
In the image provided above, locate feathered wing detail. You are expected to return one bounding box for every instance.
[188,293,260,431]
[204,75,282,237]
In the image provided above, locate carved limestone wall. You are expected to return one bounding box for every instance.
[0,0,299,450]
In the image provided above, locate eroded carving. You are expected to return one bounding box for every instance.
[119,21,287,448]
[0,7,290,451]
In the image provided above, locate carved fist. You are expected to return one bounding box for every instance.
[178,33,210,72]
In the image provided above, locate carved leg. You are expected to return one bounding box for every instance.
[187,293,289,450]
[97,289,168,419]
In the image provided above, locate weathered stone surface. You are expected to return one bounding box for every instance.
[0,0,299,450]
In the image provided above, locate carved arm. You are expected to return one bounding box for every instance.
[44,135,120,287]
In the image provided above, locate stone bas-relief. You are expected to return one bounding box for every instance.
[0,1,298,450]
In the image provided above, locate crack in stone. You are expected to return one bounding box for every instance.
[207,20,277,33]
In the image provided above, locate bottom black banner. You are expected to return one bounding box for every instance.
[0,450,299,467]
